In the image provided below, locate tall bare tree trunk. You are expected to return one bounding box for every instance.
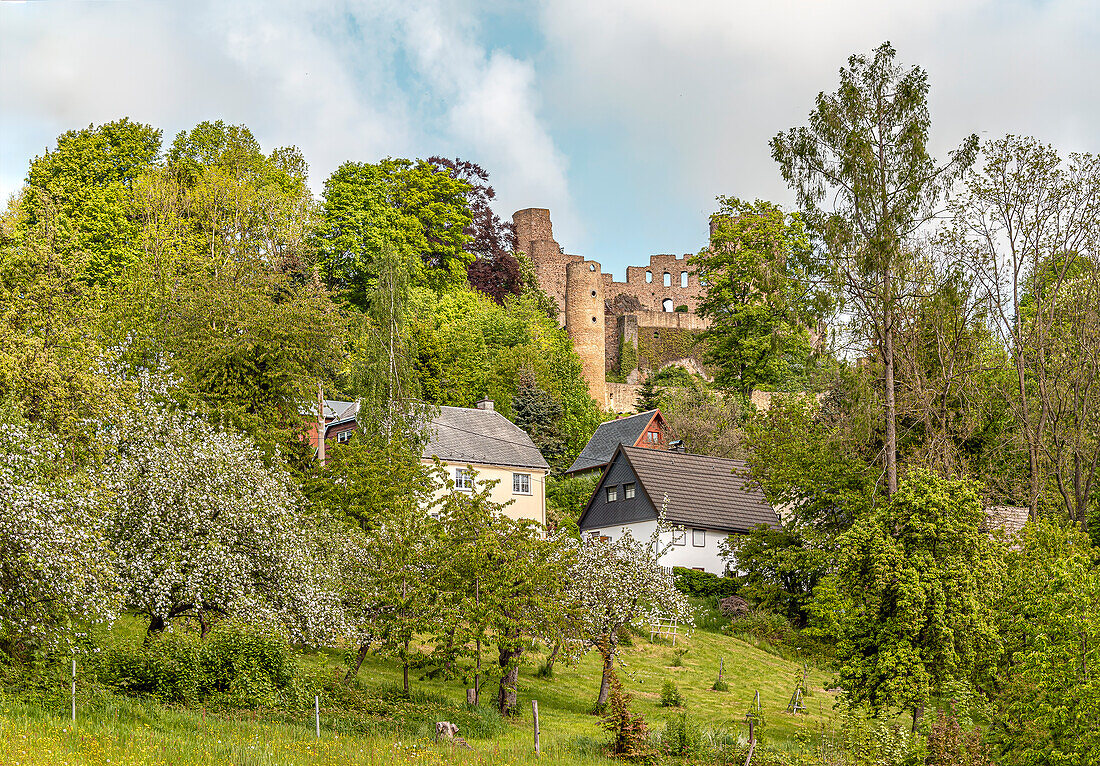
[884,265,898,497]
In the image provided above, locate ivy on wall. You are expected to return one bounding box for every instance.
[637,328,708,373]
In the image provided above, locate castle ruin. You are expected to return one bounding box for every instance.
[513,208,710,412]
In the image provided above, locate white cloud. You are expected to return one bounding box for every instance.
[0,0,574,231]
[537,0,1100,210]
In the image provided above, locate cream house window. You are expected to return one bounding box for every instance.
[513,473,531,495]
[455,468,473,491]
[672,529,686,546]
[692,529,706,547]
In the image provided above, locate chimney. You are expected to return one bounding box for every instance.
[476,398,495,411]
[668,440,685,454]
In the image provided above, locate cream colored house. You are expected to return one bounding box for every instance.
[421,400,549,526]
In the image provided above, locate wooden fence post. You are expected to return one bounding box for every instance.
[315,695,320,738]
[71,659,76,725]
[532,699,540,754]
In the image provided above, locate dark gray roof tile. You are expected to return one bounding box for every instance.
[622,445,779,532]
[423,406,550,471]
[565,410,658,473]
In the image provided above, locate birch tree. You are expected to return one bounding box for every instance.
[772,42,978,496]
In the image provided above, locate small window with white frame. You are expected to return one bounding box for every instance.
[513,472,531,495]
[672,529,686,546]
[454,467,473,491]
[692,528,706,547]
[606,486,618,502]
[624,482,635,499]
[336,430,352,443]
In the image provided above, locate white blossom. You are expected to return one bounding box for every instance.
[99,403,346,644]
[0,411,117,649]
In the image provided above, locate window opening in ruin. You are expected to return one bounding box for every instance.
[646,270,652,283]
[590,290,596,297]
[662,298,674,312]
[592,316,597,323]
[680,271,688,287]
[589,263,596,271]
[663,272,671,287]
[654,331,659,338]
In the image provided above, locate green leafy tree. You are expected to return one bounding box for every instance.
[634,375,663,413]
[772,42,978,496]
[949,137,1100,521]
[407,287,602,464]
[0,205,133,457]
[992,519,1100,763]
[546,473,599,531]
[21,118,162,284]
[821,469,1004,730]
[432,469,571,714]
[356,487,440,694]
[726,395,877,626]
[314,158,473,302]
[693,197,833,398]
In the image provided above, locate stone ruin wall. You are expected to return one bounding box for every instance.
[513,207,710,409]
[603,254,703,315]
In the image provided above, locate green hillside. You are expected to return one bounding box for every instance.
[0,623,835,765]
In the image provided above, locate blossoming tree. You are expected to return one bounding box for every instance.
[0,408,116,651]
[566,518,693,708]
[101,404,344,643]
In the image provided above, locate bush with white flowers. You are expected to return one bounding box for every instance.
[0,408,116,650]
[100,404,345,644]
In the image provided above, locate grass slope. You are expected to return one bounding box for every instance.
[1,624,835,765]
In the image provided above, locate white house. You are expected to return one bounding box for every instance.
[421,400,550,526]
[577,444,779,574]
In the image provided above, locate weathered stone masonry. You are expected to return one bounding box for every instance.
[513,208,710,410]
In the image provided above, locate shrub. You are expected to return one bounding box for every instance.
[599,671,651,761]
[711,678,729,692]
[98,632,203,704]
[199,622,297,708]
[662,712,703,757]
[669,648,687,667]
[96,620,299,709]
[926,707,992,766]
[726,611,796,650]
[659,680,684,708]
[673,568,739,598]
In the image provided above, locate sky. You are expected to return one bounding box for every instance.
[1,0,1097,279]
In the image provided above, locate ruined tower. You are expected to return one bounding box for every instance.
[513,208,576,326]
[565,259,608,408]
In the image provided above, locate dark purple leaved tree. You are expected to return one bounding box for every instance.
[429,157,522,303]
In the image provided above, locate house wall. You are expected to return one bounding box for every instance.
[422,460,547,526]
[583,519,731,575]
